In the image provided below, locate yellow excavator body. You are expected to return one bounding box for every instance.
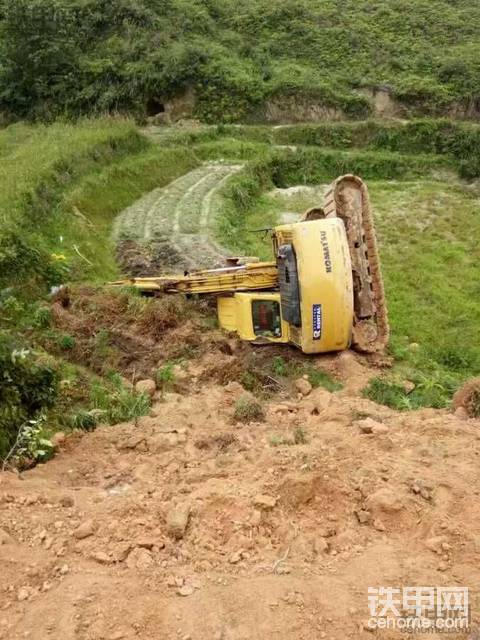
[216,218,353,353]
[110,174,389,355]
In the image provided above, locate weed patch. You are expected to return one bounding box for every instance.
[233,395,266,423]
[89,374,151,425]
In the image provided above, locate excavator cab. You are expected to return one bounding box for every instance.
[217,292,290,344]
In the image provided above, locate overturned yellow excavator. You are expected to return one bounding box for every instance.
[111,175,389,354]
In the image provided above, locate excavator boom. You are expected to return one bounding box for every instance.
[110,262,279,295]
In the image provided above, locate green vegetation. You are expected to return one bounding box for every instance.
[270,356,343,392]
[89,374,151,424]
[1,1,480,122]
[0,334,59,461]
[155,362,175,392]
[0,119,200,293]
[0,119,144,293]
[233,395,266,423]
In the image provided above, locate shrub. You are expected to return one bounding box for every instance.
[58,334,76,350]
[9,416,55,467]
[33,306,53,329]
[362,378,411,410]
[271,356,287,377]
[233,395,265,423]
[155,362,175,390]
[0,335,59,459]
[363,373,457,411]
[69,409,98,431]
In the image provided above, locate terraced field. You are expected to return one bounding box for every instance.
[113,163,242,272]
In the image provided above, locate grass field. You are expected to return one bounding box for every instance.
[0,119,202,290]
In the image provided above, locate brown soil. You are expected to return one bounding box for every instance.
[45,286,348,398]
[1,352,480,639]
[46,286,228,380]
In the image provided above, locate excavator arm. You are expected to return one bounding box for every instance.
[110,262,279,295]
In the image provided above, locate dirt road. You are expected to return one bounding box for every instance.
[113,164,242,273]
[1,352,479,639]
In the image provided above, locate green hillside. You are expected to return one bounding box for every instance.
[1,0,480,122]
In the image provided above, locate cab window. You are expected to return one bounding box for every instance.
[252,300,282,338]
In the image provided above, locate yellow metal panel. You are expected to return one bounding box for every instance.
[275,218,353,354]
[218,293,289,344]
[217,297,237,332]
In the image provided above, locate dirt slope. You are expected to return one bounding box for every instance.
[1,352,480,640]
[113,164,242,273]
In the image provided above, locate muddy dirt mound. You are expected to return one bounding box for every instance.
[47,286,226,379]
[116,239,183,277]
[46,286,363,400]
[1,382,479,639]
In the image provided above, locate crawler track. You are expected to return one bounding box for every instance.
[323,175,389,352]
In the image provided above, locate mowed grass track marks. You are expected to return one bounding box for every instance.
[113,164,242,270]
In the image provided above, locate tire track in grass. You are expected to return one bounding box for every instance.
[114,163,242,272]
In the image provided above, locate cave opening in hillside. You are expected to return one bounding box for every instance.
[146,98,165,116]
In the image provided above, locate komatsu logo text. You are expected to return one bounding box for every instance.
[320,230,332,273]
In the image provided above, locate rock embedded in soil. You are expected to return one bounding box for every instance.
[228,550,242,564]
[117,433,147,451]
[17,587,30,602]
[135,379,157,397]
[73,519,96,540]
[424,536,448,554]
[166,502,191,539]
[91,551,112,564]
[252,494,277,510]
[366,488,404,515]
[295,378,312,397]
[279,475,316,507]
[271,404,290,414]
[356,417,388,434]
[373,519,386,532]
[354,509,372,525]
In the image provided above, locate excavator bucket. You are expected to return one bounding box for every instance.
[304,174,389,352]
